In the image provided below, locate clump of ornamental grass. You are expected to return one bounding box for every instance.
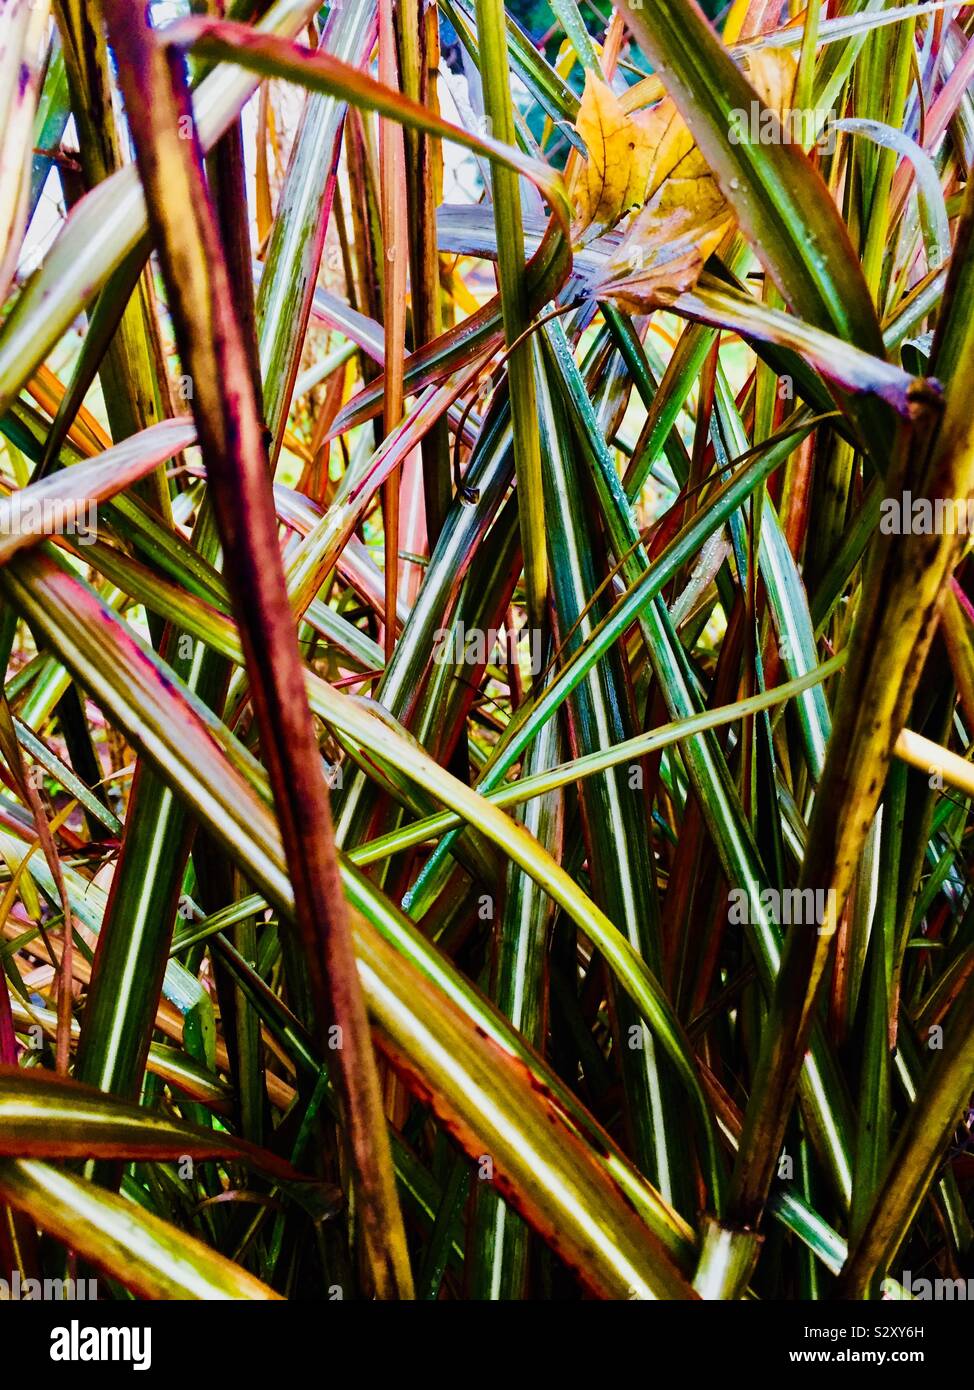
[0,0,972,1302]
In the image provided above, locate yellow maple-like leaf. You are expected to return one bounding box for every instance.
[640,99,721,218]
[747,49,798,124]
[572,73,655,245]
[594,95,733,309]
[585,48,798,311]
[571,49,800,309]
[571,70,733,303]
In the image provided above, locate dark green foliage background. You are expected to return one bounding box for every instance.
[507,0,725,37]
